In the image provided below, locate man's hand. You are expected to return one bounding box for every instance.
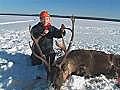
[61,24,66,32]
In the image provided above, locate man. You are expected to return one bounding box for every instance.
[30,11,65,68]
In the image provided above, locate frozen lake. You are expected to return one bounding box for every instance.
[0,16,120,90]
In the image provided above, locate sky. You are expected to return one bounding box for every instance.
[0,0,120,19]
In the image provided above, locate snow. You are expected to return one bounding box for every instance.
[0,15,120,90]
[0,20,34,25]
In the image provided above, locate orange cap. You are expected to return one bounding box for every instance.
[39,11,50,19]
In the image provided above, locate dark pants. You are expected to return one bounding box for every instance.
[45,53,56,80]
[31,53,56,66]
[31,52,56,80]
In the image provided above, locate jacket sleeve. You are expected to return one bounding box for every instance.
[30,25,41,39]
[52,26,66,38]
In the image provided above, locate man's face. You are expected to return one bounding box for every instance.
[40,16,51,26]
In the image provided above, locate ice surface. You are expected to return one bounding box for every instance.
[0,16,120,90]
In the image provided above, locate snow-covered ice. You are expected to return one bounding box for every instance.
[0,15,120,90]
